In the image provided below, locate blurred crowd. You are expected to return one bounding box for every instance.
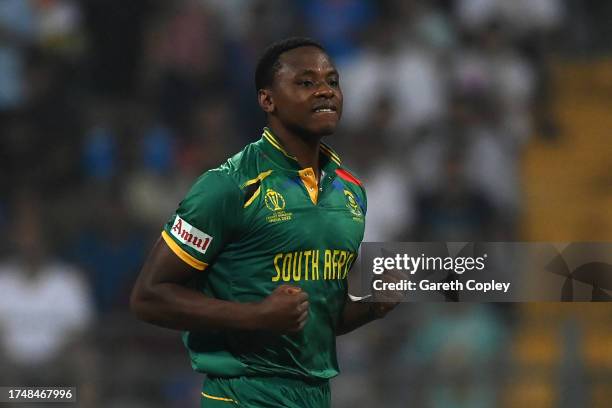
[0,0,609,407]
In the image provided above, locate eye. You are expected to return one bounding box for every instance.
[328,78,340,88]
[298,80,314,87]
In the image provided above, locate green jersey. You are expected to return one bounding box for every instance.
[162,127,366,380]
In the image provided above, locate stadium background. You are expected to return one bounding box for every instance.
[0,0,611,406]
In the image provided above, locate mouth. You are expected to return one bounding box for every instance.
[312,104,337,114]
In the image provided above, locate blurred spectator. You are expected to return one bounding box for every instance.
[0,0,36,110]
[34,0,85,60]
[201,0,258,40]
[144,0,226,127]
[220,0,301,138]
[386,0,457,51]
[82,0,150,96]
[0,49,82,197]
[463,120,523,222]
[451,22,535,144]
[124,112,182,226]
[409,89,521,236]
[177,96,240,177]
[141,122,176,175]
[299,0,376,63]
[405,304,507,407]
[412,148,498,241]
[82,101,118,182]
[454,0,563,139]
[346,96,415,242]
[0,194,93,384]
[341,18,446,139]
[67,193,146,314]
[455,0,563,35]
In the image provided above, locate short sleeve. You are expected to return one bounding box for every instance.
[162,170,243,270]
[360,185,367,216]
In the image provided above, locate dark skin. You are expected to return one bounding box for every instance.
[130,45,396,337]
[130,237,309,332]
[258,46,343,179]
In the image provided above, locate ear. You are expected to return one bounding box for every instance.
[258,89,275,114]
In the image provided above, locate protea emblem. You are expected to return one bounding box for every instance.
[344,190,362,217]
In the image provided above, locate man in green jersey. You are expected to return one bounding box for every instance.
[130,37,397,407]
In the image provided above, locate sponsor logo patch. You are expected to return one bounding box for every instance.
[170,215,212,255]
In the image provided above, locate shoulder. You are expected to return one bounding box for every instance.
[208,140,270,186]
[185,140,271,203]
[335,167,363,188]
[335,166,365,193]
[334,165,367,212]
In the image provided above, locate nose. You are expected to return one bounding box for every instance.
[313,82,334,98]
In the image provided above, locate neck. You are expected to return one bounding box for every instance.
[268,122,322,177]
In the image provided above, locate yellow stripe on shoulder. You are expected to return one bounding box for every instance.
[242,169,273,188]
[242,170,272,208]
[243,186,262,208]
[201,392,236,403]
[161,231,208,271]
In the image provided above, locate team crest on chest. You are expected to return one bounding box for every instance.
[344,190,364,222]
[264,188,292,223]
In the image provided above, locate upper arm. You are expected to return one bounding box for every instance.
[137,237,197,286]
[130,237,199,309]
[160,170,244,271]
[132,170,244,299]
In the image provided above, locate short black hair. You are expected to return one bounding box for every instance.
[255,37,325,92]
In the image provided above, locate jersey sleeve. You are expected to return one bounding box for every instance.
[359,184,367,216]
[161,170,243,270]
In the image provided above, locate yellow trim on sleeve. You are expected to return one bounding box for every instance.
[161,231,208,271]
[299,167,319,204]
[201,392,236,403]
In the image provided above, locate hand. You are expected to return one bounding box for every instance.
[255,285,309,333]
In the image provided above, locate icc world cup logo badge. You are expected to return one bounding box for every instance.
[265,189,286,211]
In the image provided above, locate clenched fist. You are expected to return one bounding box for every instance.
[255,285,309,333]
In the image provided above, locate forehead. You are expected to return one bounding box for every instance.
[276,46,337,77]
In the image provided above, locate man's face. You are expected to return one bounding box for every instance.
[265,46,343,137]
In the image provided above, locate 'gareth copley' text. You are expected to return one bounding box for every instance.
[373,279,511,293]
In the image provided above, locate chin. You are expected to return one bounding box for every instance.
[310,121,338,137]
[315,126,336,137]
[290,119,338,139]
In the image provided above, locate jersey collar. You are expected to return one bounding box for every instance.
[260,127,342,173]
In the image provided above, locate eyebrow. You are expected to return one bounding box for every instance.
[296,68,339,77]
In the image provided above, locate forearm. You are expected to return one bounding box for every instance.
[131,282,260,332]
[336,300,377,336]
